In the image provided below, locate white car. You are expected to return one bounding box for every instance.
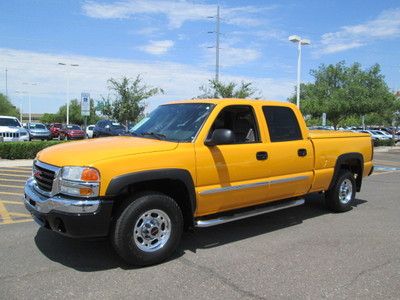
[0,116,30,142]
[360,130,390,141]
[86,124,95,138]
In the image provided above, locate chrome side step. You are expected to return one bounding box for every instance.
[195,198,305,228]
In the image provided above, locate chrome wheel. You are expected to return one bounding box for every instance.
[133,209,171,253]
[339,178,353,204]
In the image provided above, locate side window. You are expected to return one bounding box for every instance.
[263,106,302,142]
[208,105,260,144]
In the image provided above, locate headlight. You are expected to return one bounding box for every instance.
[60,166,100,197]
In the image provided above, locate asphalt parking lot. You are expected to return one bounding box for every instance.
[0,152,399,299]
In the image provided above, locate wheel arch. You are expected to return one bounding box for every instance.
[106,169,196,228]
[329,152,364,192]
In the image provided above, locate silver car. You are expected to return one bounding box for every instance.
[27,123,52,141]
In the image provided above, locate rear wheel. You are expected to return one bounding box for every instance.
[111,192,183,266]
[326,170,356,212]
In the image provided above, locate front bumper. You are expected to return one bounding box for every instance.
[30,133,51,139]
[68,135,85,140]
[24,178,113,238]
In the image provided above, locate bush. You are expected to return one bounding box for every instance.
[373,139,395,147]
[0,141,65,159]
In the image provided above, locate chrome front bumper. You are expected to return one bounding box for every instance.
[24,178,100,214]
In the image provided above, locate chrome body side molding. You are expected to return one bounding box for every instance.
[199,175,309,196]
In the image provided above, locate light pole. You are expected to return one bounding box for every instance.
[289,35,311,108]
[22,82,38,123]
[15,90,27,123]
[58,62,79,124]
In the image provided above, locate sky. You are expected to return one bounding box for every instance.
[0,0,399,114]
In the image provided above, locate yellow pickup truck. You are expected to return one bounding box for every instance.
[24,99,373,266]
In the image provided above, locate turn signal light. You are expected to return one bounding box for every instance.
[79,187,93,196]
[81,168,100,181]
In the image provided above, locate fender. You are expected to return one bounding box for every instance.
[329,152,364,192]
[105,168,197,213]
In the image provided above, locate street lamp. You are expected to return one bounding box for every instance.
[22,82,38,123]
[15,90,27,123]
[58,62,79,124]
[289,35,311,108]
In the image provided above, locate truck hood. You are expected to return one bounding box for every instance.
[0,126,25,133]
[37,136,178,167]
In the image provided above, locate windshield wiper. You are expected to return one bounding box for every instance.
[140,131,167,140]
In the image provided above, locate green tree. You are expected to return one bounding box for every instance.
[289,62,397,129]
[98,76,163,126]
[0,93,20,118]
[40,113,62,124]
[198,79,259,99]
[45,98,100,125]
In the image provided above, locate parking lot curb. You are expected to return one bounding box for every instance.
[0,159,33,167]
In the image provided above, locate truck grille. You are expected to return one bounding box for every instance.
[0,132,20,138]
[33,162,56,192]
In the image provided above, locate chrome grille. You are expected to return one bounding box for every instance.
[33,162,56,192]
[0,132,20,138]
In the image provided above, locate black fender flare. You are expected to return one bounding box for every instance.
[328,152,364,192]
[105,168,196,214]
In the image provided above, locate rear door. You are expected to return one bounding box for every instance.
[261,105,314,201]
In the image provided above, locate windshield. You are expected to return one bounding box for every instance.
[111,123,125,130]
[130,103,214,142]
[29,124,46,129]
[66,125,81,130]
[0,118,21,127]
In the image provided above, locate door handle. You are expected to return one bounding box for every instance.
[256,151,268,160]
[298,148,307,157]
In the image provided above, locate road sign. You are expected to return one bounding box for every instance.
[322,113,326,126]
[81,93,90,116]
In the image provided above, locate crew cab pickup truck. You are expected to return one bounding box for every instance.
[24,99,373,266]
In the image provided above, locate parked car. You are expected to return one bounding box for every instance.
[58,124,85,140]
[373,130,399,142]
[0,116,29,142]
[25,99,373,266]
[92,120,127,138]
[86,125,95,138]
[359,130,390,141]
[26,123,52,140]
[49,123,63,138]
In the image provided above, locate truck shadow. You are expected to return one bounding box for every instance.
[34,193,367,271]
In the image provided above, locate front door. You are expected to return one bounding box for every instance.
[195,105,270,216]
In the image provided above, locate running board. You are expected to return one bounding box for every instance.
[195,198,305,228]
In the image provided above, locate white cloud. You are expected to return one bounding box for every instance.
[82,0,271,29]
[318,8,400,54]
[139,40,174,55]
[0,48,294,114]
[203,42,262,67]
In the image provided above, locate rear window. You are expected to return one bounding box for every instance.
[262,106,302,142]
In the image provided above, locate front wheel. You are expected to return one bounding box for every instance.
[111,192,183,266]
[325,170,356,212]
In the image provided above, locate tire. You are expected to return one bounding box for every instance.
[111,192,183,266]
[325,170,356,212]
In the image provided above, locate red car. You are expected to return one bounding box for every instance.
[49,123,62,138]
[59,124,85,140]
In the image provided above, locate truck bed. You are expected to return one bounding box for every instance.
[308,130,369,139]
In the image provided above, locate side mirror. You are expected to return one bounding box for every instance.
[205,129,235,146]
